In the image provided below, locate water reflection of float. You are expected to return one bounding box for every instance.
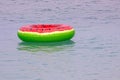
[17,40,75,53]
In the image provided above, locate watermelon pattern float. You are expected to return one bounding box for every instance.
[17,24,75,42]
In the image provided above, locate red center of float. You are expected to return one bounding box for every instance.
[19,24,72,33]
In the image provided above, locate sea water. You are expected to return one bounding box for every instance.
[0,0,120,80]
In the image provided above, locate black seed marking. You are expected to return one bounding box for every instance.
[42,25,45,28]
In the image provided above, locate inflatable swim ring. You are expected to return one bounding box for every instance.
[17,24,75,42]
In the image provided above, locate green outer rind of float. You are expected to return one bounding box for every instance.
[17,29,75,42]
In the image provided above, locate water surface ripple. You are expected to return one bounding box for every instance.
[0,0,120,80]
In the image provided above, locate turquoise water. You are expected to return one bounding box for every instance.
[0,0,120,80]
